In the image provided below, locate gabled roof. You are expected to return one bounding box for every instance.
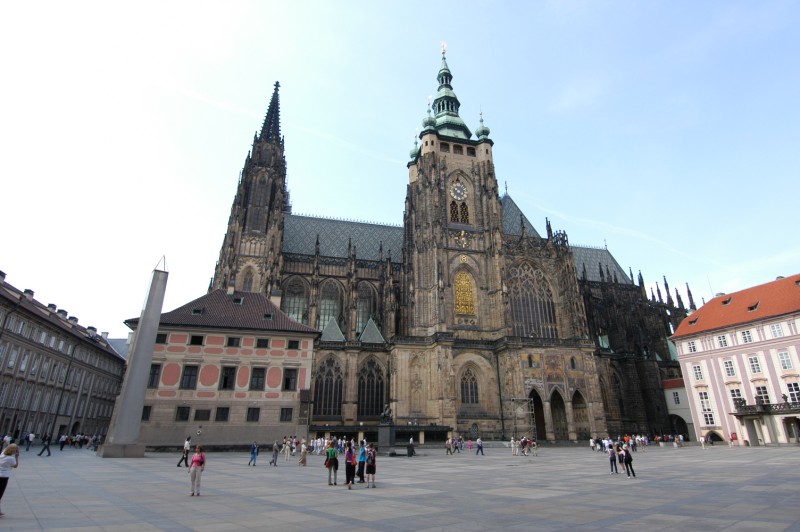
[358,318,386,344]
[320,319,346,342]
[672,274,800,339]
[126,289,318,335]
[500,194,541,238]
[283,214,403,262]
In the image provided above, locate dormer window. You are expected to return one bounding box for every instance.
[233,297,244,305]
[191,308,204,315]
[747,302,759,311]
[722,297,732,305]
[263,313,273,321]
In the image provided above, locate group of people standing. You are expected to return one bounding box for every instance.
[606,443,636,478]
[324,437,377,489]
[510,436,538,456]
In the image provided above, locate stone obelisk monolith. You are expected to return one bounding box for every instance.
[99,267,168,457]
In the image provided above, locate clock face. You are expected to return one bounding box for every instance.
[450,182,467,201]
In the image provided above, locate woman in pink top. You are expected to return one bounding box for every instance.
[188,445,205,496]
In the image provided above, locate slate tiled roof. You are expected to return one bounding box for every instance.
[283,214,403,262]
[126,289,318,335]
[572,246,633,285]
[672,273,800,339]
[358,318,386,343]
[500,194,541,238]
[320,319,345,342]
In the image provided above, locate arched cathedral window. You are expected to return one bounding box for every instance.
[508,263,559,338]
[450,201,459,223]
[313,357,343,417]
[454,271,475,315]
[459,202,469,224]
[461,368,479,404]
[318,281,344,331]
[281,277,309,324]
[356,282,378,334]
[357,359,384,417]
[242,270,254,292]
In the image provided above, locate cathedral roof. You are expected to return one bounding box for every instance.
[672,273,800,339]
[320,319,346,342]
[283,214,403,262]
[572,246,632,285]
[500,194,541,238]
[358,318,386,344]
[127,289,318,335]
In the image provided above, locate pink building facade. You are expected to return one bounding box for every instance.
[673,274,800,446]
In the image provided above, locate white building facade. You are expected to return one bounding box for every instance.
[672,274,800,446]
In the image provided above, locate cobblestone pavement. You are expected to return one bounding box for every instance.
[1,443,798,531]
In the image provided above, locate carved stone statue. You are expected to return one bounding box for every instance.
[380,403,393,424]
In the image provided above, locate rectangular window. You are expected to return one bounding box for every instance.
[693,365,703,381]
[256,338,269,349]
[748,356,762,374]
[6,347,18,369]
[180,365,199,389]
[723,360,736,377]
[730,388,742,403]
[280,407,293,422]
[219,367,236,390]
[246,407,260,422]
[717,335,728,348]
[215,407,230,422]
[155,333,168,344]
[787,382,800,403]
[189,335,204,346]
[740,330,753,344]
[287,340,300,350]
[194,409,211,421]
[141,405,152,421]
[226,337,241,347]
[148,364,162,389]
[175,406,191,421]
[779,351,793,370]
[283,368,298,391]
[755,386,770,404]
[672,391,680,405]
[703,412,715,425]
[770,324,784,338]
[250,367,266,391]
[687,341,697,353]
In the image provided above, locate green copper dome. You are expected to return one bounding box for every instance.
[430,52,472,140]
[475,115,490,139]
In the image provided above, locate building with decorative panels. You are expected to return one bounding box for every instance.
[126,288,318,447]
[672,274,800,446]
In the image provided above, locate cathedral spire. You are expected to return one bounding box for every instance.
[686,282,697,311]
[430,48,472,139]
[260,81,282,142]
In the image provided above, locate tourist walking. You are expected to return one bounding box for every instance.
[365,442,377,488]
[357,440,366,482]
[325,441,339,486]
[177,436,191,467]
[188,445,205,496]
[475,437,484,455]
[621,444,636,478]
[608,444,618,474]
[59,434,67,451]
[248,442,259,466]
[298,439,307,466]
[344,441,356,489]
[269,441,280,466]
[0,443,20,517]
[37,434,51,457]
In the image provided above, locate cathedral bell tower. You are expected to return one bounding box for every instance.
[403,50,506,338]
[212,82,289,296]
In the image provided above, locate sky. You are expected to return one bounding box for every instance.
[1,1,798,339]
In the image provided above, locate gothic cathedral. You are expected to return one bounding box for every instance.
[212,52,690,441]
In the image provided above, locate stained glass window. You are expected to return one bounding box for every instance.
[318,281,344,330]
[314,357,343,417]
[455,271,475,315]
[459,202,469,223]
[450,201,459,223]
[281,277,308,324]
[461,368,479,404]
[357,359,384,417]
[508,263,558,338]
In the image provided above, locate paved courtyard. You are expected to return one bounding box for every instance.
[1,442,798,531]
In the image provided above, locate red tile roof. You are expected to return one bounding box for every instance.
[126,289,319,335]
[672,274,800,339]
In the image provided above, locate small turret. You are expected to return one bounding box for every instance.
[686,282,697,311]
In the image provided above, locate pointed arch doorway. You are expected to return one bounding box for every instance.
[528,389,546,442]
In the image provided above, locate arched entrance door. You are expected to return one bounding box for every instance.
[551,392,568,441]
[572,391,590,440]
[669,414,689,437]
[528,389,546,441]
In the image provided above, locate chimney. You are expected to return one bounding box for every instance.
[68,316,79,325]
[23,289,34,300]
[101,331,109,340]
[47,303,57,313]
[270,288,283,308]
[87,326,97,336]
[57,309,68,319]
[227,285,235,295]
[0,270,5,283]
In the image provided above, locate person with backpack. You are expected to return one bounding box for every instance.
[344,441,357,489]
[621,444,636,478]
[365,443,377,488]
[247,442,259,466]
